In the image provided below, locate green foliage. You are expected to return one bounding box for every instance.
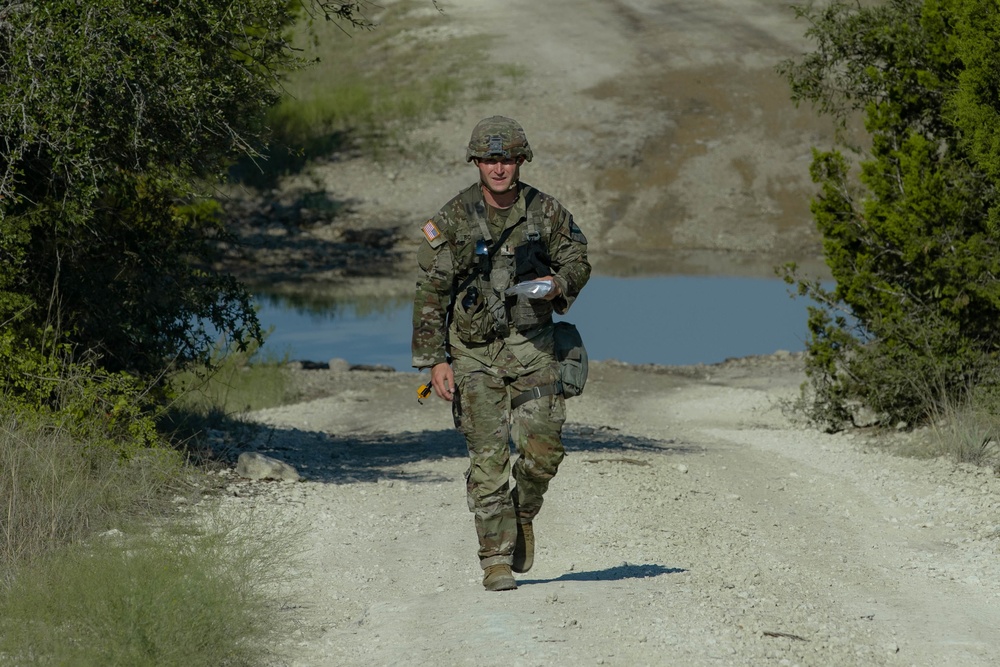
[0,338,161,457]
[779,0,1000,430]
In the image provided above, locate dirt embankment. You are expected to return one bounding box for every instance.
[220,0,841,301]
[205,2,1000,666]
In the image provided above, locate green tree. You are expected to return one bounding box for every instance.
[0,1,367,422]
[779,0,1000,429]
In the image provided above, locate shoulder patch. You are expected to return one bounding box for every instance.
[568,216,588,244]
[421,219,446,248]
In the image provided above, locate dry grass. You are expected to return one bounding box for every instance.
[0,417,184,575]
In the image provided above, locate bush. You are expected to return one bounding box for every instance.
[0,1,371,410]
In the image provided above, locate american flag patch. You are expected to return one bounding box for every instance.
[422,220,441,242]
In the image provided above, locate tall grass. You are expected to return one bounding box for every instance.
[277,3,470,134]
[0,349,305,666]
[160,344,297,456]
[0,509,298,667]
[926,389,1000,467]
[169,349,295,419]
[0,416,183,573]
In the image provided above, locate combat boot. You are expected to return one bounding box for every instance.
[512,522,534,573]
[482,564,517,591]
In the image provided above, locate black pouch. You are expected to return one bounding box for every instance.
[514,241,551,282]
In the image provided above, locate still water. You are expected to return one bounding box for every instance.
[255,275,815,371]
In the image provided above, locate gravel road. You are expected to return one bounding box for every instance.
[207,2,1000,665]
[216,357,1000,666]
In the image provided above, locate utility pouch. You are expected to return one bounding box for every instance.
[452,284,491,343]
[553,321,587,398]
[510,293,554,331]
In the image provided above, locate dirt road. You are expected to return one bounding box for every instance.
[209,1,1000,665]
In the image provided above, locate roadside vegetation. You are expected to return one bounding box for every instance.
[778,0,1000,469]
[0,415,299,667]
[0,344,302,665]
[0,1,458,664]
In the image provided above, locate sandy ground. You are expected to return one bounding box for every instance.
[207,1,1000,665]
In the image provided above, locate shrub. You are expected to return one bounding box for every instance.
[779,0,1000,430]
[0,0,370,410]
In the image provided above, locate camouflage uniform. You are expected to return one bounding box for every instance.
[412,118,590,570]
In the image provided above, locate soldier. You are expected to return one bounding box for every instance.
[412,116,591,591]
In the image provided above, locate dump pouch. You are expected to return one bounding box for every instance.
[452,283,492,343]
[553,321,587,398]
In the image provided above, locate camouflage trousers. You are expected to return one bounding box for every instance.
[452,361,566,569]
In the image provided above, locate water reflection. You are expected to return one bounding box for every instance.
[255,276,814,370]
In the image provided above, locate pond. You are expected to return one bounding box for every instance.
[254,275,817,370]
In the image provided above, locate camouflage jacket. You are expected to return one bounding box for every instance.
[412,182,590,370]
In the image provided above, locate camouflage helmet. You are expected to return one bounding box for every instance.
[466,116,533,163]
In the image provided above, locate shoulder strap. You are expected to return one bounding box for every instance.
[520,185,541,238]
[459,188,494,245]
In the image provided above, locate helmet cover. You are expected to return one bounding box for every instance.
[466,116,533,162]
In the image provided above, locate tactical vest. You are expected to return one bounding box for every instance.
[449,184,555,345]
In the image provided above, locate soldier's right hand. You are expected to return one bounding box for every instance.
[431,362,455,402]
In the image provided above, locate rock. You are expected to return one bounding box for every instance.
[328,357,351,373]
[236,452,301,482]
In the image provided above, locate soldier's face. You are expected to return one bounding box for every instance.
[476,156,522,194]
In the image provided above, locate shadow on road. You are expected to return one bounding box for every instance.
[518,563,687,586]
[227,423,698,484]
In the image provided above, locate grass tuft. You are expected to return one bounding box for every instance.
[926,391,1000,467]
